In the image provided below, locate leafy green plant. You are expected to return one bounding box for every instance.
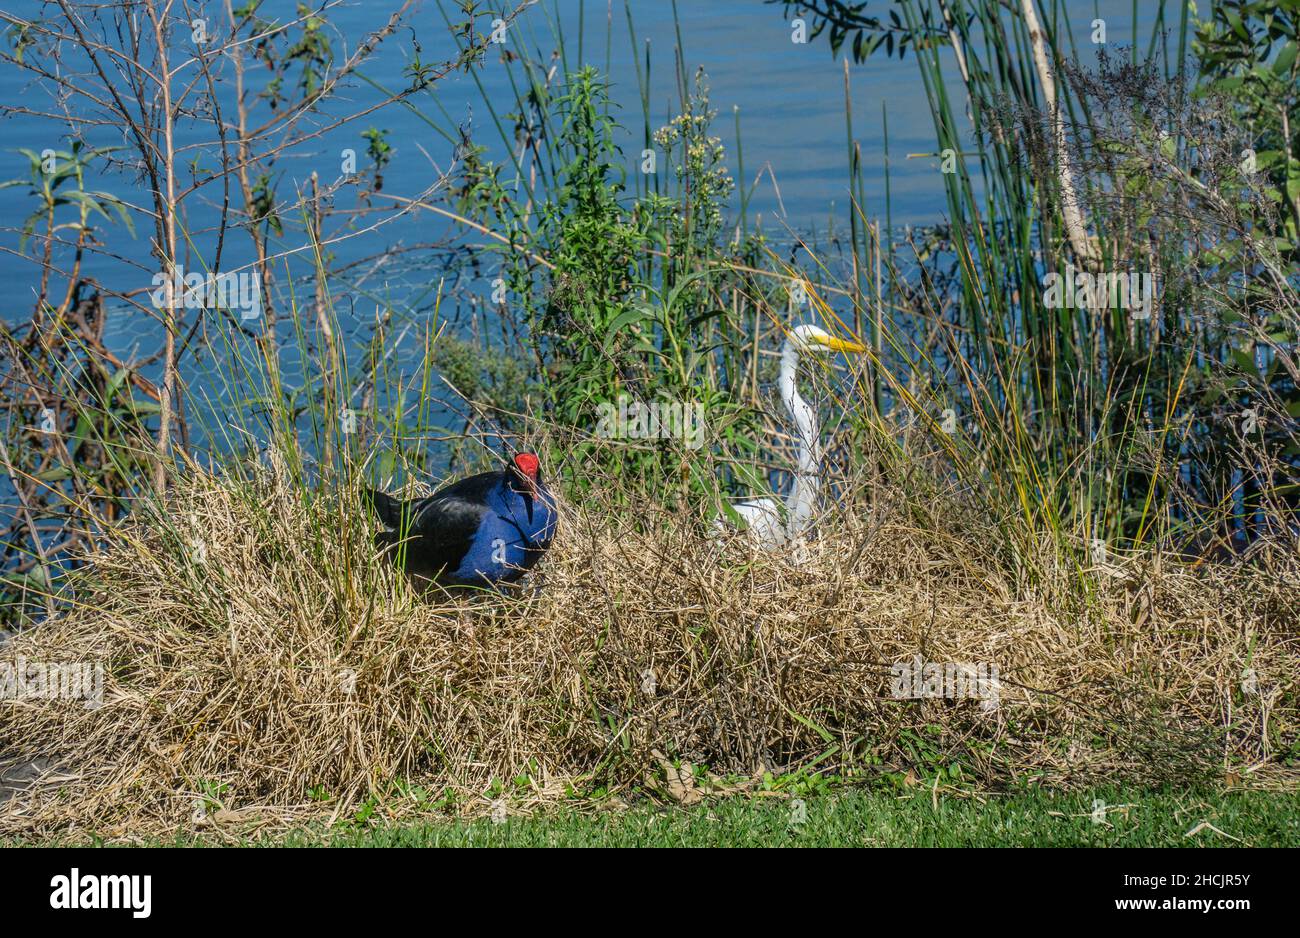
[453,62,761,503]
[1195,0,1300,243]
[361,127,393,190]
[1,142,132,255]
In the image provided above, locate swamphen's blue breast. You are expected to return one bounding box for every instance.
[366,452,556,588]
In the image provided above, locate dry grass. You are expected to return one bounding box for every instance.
[1,457,1297,839]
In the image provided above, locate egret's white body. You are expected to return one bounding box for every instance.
[720,324,867,548]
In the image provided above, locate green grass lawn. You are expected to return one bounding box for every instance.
[112,786,1295,847]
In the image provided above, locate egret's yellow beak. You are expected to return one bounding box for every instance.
[816,334,868,354]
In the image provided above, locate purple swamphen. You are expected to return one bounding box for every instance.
[365,452,557,588]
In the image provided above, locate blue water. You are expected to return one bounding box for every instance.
[0,0,1161,464]
[0,1,1159,318]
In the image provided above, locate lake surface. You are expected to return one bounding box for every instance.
[0,0,1160,444]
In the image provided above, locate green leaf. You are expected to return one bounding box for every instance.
[729,460,772,498]
[605,304,653,334]
[1272,40,1298,75]
[1224,9,1250,41]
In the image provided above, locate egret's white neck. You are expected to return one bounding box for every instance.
[779,340,821,538]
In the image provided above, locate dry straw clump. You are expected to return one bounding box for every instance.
[1,464,1296,838]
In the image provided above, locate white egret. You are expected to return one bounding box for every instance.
[720,323,867,547]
